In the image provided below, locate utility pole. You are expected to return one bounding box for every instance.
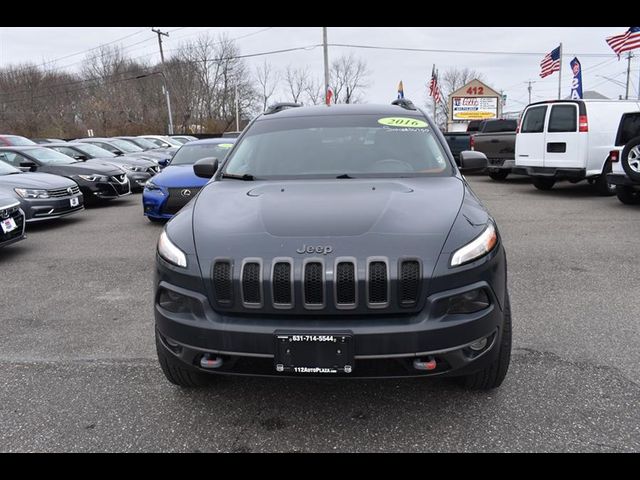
[625,52,633,100]
[152,28,174,134]
[235,85,240,131]
[526,80,536,104]
[323,27,330,105]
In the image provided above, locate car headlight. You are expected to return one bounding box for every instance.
[158,230,187,268]
[450,222,498,267]
[447,288,490,314]
[145,180,160,191]
[14,188,49,199]
[78,174,109,182]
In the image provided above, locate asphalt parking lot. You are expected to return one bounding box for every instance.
[1,176,639,452]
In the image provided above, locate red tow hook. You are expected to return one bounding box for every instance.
[413,356,437,371]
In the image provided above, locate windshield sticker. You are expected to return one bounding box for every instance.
[218,143,234,149]
[377,117,428,128]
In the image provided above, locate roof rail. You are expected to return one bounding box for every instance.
[264,102,303,115]
[391,98,417,110]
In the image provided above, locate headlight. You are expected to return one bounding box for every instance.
[145,180,160,190]
[14,188,49,199]
[78,174,109,182]
[158,230,187,268]
[450,222,498,267]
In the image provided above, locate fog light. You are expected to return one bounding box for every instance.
[158,288,190,314]
[447,288,490,314]
[469,337,488,351]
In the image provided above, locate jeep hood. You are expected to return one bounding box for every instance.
[191,177,465,272]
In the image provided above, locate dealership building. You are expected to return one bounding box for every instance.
[447,79,503,132]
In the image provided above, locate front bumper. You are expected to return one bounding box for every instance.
[607,173,640,189]
[125,172,153,192]
[487,159,515,171]
[154,261,507,378]
[21,194,85,223]
[77,177,131,199]
[511,166,586,180]
[142,188,173,219]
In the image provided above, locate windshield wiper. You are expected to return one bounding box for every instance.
[221,173,255,181]
[336,173,356,179]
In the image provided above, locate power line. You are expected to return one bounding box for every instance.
[327,42,618,58]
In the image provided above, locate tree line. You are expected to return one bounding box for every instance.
[0,34,373,138]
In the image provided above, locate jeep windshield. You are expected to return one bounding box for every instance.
[223,114,452,179]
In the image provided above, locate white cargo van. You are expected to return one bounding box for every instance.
[513,99,640,194]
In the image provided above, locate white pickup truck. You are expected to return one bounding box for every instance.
[607,111,640,205]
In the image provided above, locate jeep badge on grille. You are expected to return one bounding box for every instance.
[296,244,333,255]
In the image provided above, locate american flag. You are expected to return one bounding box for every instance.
[606,27,640,57]
[540,46,561,78]
[429,69,441,103]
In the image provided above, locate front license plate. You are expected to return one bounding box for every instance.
[70,197,79,207]
[275,333,353,374]
[1,217,17,234]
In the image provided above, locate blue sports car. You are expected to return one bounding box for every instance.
[142,138,236,222]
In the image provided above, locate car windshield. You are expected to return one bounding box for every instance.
[171,142,235,166]
[4,135,36,146]
[110,139,143,153]
[26,147,79,165]
[0,160,22,175]
[75,144,116,158]
[128,137,159,150]
[223,114,451,179]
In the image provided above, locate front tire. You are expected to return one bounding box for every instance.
[488,170,509,181]
[459,292,512,390]
[615,185,640,205]
[532,177,555,190]
[156,332,213,388]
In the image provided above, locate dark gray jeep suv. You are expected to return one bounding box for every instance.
[154,101,511,390]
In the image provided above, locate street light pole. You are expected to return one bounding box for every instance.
[323,27,330,105]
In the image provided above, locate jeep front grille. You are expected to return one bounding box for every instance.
[272,261,293,307]
[241,261,262,307]
[209,257,424,314]
[399,260,420,307]
[212,261,232,305]
[368,260,389,307]
[303,261,324,308]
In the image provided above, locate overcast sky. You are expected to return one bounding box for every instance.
[0,27,637,113]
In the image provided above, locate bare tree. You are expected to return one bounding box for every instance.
[303,76,324,105]
[330,54,370,104]
[255,60,279,112]
[284,66,310,104]
[438,67,485,102]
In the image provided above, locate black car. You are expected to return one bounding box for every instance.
[74,137,166,166]
[0,195,26,248]
[0,146,130,203]
[115,137,177,164]
[43,142,160,192]
[153,101,511,390]
[0,160,83,222]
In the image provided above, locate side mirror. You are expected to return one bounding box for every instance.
[158,158,170,168]
[459,150,488,171]
[113,150,123,156]
[76,154,88,161]
[20,160,37,172]
[193,157,219,179]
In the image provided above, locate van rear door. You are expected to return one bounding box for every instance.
[515,105,548,167]
[544,103,582,169]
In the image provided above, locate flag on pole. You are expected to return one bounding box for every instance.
[606,27,640,58]
[397,80,404,99]
[429,68,441,103]
[325,86,334,105]
[540,45,561,78]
